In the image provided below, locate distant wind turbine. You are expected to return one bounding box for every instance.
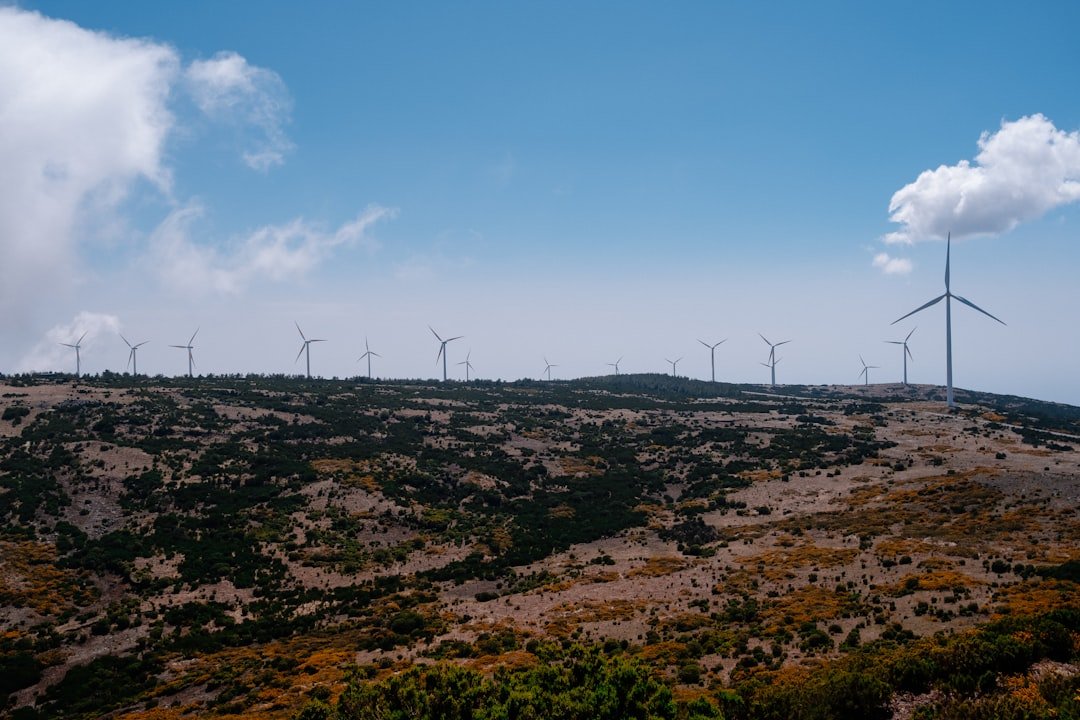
[121,334,149,376]
[665,357,683,377]
[543,357,558,381]
[430,326,462,382]
[457,350,474,381]
[760,356,782,386]
[858,355,880,386]
[885,327,916,385]
[294,323,326,379]
[60,331,87,378]
[759,334,790,387]
[607,357,622,376]
[892,233,1005,408]
[357,337,380,379]
[698,339,726,382]
[170,328,199,378]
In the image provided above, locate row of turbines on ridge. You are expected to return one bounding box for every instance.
[55,235,1002,409]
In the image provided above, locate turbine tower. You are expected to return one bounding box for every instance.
[543,357,558,381]
[60,332,87,378]
[760,356,782,387]
[885,327,916,385]
[606,357,622,376]
[121,334,149,376]
[170,329,198,378]
[294,323,326,379]
[357,337,380,379]
[457,350,474,381]
[759,334,790,387]
[858,355,880,386]
[665,357,683,377]
[892,233,1005,408]
[430,326,462,382]
[698,338,726,382]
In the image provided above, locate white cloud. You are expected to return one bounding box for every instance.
[185,51,293,171]
[0,7,177,320]
[151,204,396,294]
[17,311,122,373]
[885,114,1080,244]
[871,252,912,275]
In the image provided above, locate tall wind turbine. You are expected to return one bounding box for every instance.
[892,233,1005,408]
[60,332,87,378]
[457,350,474,381]
[858,355,880,386]
[885,327,916,385]
[698,339,726,382]
[121,335,149,376]
[607,357,622,376]
[295,323,326,379]
[430,326,462,382]
[665,357,683,377]
[357,337,380,379]
[543,357,558,381]
[170,329,198,378]
[759,334,790,386]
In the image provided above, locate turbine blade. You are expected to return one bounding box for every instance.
[906,326,917,342]
[447,336,463,343]
[60,343,75,348]
[758,333,771,346]
[906,346,914,361]
[775,340,791,347]
[310,339,327,343]
[944,232,951,291]
[127,349,134,370]
[121,334,132,348]
[77,331,87,345]
[135,341,149,349]
[429,326,443,342]
[952,294,1006,325]
[295,345,306,363]
[885,341,903,345]
[891,293,945,325]
[371,352,381,358]
[189,328,199,345]
[859,355,866,367]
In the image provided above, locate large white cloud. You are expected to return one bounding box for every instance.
[149,204,396,295]
[185,51,293,171]
[0,7,177,321]
[885,114,1080,244]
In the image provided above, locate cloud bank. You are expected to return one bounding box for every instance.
[0,7,177,320]
[885,114,1080,244]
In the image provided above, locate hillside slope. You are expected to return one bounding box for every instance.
[1,375,1078,718]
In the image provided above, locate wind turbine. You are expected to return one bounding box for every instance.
[760,356,782,387]
[430,326,462,382]
[543,357,558,381]
[858,355,880,386]
[60,332,87,378]
[759,334,790,386]
[294,323,326,379]
[606,357,622,376]
[170,329,198,378]
[892,233,1005,408]
[698,339,726,382]
[357,337,380,379]
[885,327,916,385]
[665,357,683,377]
[121,334,149,376]
[457,350,474,381]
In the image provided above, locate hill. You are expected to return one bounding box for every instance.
[1,374,1078,719]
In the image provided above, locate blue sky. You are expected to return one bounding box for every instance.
[3,2,1080,404]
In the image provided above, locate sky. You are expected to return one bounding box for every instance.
[2,2,1080,404]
